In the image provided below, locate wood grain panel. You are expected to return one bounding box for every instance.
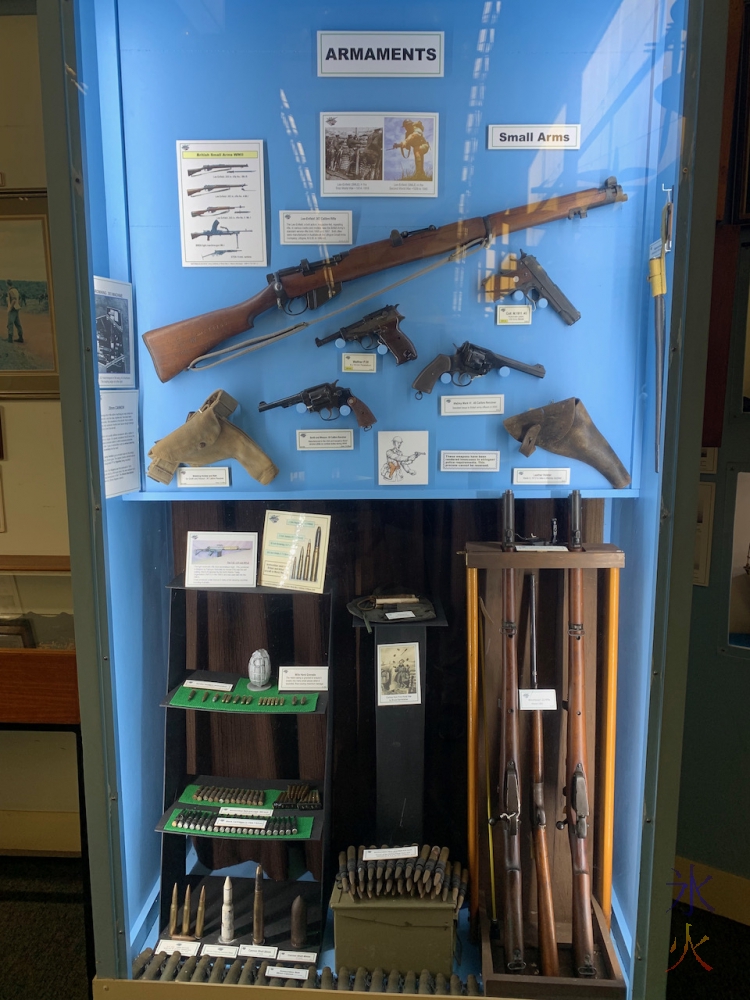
[0,649,79,724]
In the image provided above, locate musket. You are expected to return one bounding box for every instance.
[562,491,596,976]
[186,183,247,197]
[528,574,559,976]
[187,163,249,176]
[499,490,525,972]
[144,177,627,382]
[191,206,250,217]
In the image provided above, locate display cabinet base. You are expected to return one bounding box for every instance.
[330,886,455,977]
[480,902,625,999]
[93,983,318,998]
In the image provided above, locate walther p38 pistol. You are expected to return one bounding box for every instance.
[259,380,376,429]
[315,304,418,365]
[412,341,545,397]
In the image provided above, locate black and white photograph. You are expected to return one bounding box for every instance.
[377,641,421,707]
[378,430,429,486]
[321,113,438,197]
[94,276,135,388]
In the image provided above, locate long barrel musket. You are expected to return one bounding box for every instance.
[484,250,581,326]
[258,380,376,430]
[560,490,597,977]
[191,206,250,217]
[499,490,525,972]
[144,177,627,382]
[412,340,545,397]
[186,183,247,197]
[187,162,249,176]
[528,574,559,977]
[315,304,418,365]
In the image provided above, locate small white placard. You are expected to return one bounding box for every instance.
[277,950,318,964]
[278,666,329,691]
[296,429,354,451]
[343,353,377,373]
[268,966,309,981]
[441,451,500,473]
[515,545,570,552]
[385,610,416,620]
[185,531,258,588]
[183,678,234,692]
[362,845,419,861]
[219,806,274,818]
[177,467,231,487]
[280,210,352,245]
[318,32,444,77]
[441,395,504,416]
[213,817,267,830]
[513,468,571,486]
[488,124,580,150]
[101,390,140,498]
[201,944,239,958]
[239,944,278,959]
[496,304,532,326]
[519,689,558,711]
[158,939,200,957]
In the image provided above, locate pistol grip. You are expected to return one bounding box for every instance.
[412,354,451,395]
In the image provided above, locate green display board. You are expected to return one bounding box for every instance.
[162,809,314,841]
[169,680,319,714]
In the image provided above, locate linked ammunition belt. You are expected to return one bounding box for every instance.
[133,951,484,994]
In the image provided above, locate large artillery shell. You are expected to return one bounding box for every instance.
[132,948,153,979]
[456,869,469,912]
[208,957,226,983]
[159,951,182,981]
[449,974,462,996]
[337,966,350,990]
[418,969,432,994]
[386,969,401,993]
[291,894,308,949]
[321,967,335,990]
[403,971,417,994]
[191,954,211,982]
[176,955,198,981]
[370,968,385,993]
[238,959,255,986]
[451,862,462,904]
[467,975,481,996]
[224,959,243,984]
[142,951,167,981]
[353,967,368,992]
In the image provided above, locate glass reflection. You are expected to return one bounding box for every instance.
[729,472,750,646]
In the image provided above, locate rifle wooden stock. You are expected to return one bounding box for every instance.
[143,179,626,381]
[567,567,596,977]
[500,566,524,972]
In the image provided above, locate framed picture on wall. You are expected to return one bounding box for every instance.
[0,194,58,398]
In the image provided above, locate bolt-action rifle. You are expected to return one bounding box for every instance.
[499,490,525,972]
[191,220,251,243]
[558,491,596,977]
[315,304,417,365]
[484,250,581,325]
[191,206,250,217]
[527,573,559,977]
[187,163,248,176]
[258,380,376,430]
[412,341,545,397]
[144,177,627,382]
[186,184,247,197]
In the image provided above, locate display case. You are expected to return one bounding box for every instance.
[36,1,726,998]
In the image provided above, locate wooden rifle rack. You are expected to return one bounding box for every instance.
[465,543,625,997]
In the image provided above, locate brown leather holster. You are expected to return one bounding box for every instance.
[503,397,631,489]
[147,389,278,486]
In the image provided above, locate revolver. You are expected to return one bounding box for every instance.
[258,380,376,429]
[412,341,545,397]
[483,251,581,325]
[314,305,417,365]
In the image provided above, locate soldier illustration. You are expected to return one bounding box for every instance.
[6,279,24,344]
[394,658,413,692]
[381,436,425,482]
[392,119,431,180]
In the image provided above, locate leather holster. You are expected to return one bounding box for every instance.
[503,397,631,489]
[147,389,278,486]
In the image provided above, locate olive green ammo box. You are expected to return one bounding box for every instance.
[329,887,455,976]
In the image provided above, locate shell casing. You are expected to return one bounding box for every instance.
[191,955,211,983]
[132,948,154,979]
[338,966,350,990]
[370,968,385,993]
[386,969,401,993]
[238,959,255,986]
[176,955,198,981]
[208,957,225,983]
[320,967,334,990]
[202,691,210,702]
[187,689,196,701]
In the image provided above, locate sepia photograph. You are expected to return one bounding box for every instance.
[377,641,421,706]
[94,276,135,388]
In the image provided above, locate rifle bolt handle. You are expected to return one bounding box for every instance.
[555,819,568,831]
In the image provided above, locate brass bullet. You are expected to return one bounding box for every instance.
[202,691,210,702]
[181,883,191,936]
[187,689,196,701]
[301,696,307,705]
[195,885,206,938]
[168,883,178,937]
[291,894,308,950]
[253,864,265,945]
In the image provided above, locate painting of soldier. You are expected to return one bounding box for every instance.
[0,218,56,378]
[377,642,421,706]
[384,116,435,182]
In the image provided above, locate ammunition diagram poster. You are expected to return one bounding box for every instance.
[184,531,258,588]
[377,642,421,707]
[321,113,438,197]
[176,140,267,267]
[260,510,331,594]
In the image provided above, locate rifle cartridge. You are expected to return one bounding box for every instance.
[176,955,198,981]
[370,968,386,993]
[142,952,167,981]
[191,954,212,982]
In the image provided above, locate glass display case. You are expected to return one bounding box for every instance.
[36,1,725,998]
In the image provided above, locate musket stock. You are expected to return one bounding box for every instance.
[143,179,626,381]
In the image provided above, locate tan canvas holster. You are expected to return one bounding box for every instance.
[147,389,278,486]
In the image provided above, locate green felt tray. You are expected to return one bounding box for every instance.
[162,808,314,840]
[178,784,283,807]
[169,680,319,713]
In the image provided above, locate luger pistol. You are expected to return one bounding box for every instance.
[412,340,545,397]
[314,304,418,365]
[484,250,581,325]
[259,380,376,429]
